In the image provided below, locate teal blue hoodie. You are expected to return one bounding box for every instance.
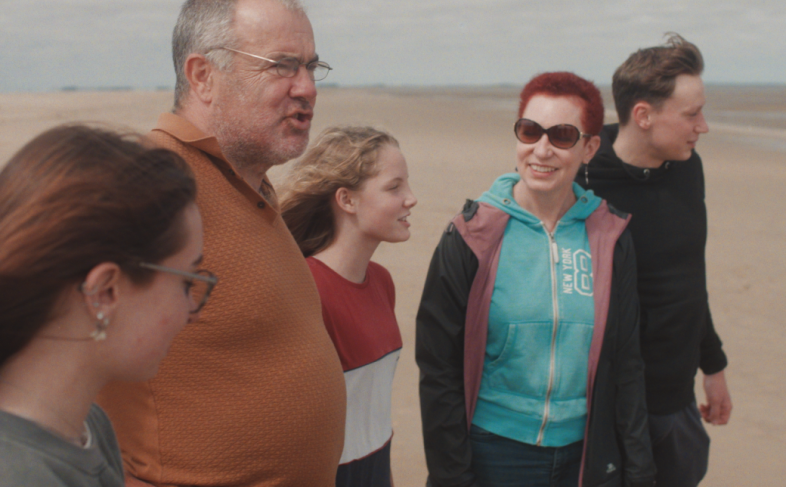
[472,173,602,447]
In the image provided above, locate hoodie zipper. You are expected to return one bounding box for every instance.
[536,228,560,446]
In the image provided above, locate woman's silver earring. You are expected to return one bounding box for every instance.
[584,164,589,186]
[91,311,109,341]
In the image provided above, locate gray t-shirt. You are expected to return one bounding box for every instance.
[0,403,124,486]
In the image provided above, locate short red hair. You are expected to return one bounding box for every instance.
[518,72,604,135]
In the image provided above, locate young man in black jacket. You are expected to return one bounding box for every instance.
[577,34,732,487]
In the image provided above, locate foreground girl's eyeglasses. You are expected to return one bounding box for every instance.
[138,262,217,313]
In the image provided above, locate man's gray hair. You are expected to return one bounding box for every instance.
[172,0,306,110]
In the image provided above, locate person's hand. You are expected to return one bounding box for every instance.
[699,370,732,425]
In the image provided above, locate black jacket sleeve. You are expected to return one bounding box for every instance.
[612,230,656,487]
[698,304,728,375]
[416,221,480,487]
[696,155,728,376]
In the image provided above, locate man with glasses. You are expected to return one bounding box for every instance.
[577,34,732,487]
[97,1,346,486]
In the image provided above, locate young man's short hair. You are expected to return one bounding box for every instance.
[612,33,703,125]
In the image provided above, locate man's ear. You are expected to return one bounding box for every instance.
[184,53,216,105]
[334,187,358,215]
[631,102,653,130]
[80,262,123,318]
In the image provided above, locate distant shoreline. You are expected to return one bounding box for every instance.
[2,86,785,154]
[0,81,784,95]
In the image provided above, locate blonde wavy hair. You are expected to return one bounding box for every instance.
[280,126,399,257]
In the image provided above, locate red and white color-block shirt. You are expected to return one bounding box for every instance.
[307,257,402,466]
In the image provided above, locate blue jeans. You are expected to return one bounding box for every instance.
[470,424,582,487]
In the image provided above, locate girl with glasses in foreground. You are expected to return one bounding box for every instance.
[0,125,210,486]
[416,73,655,487]
[281,126,417,487]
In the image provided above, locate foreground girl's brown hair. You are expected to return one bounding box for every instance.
[0,124,196,364]
[280,126,398,257]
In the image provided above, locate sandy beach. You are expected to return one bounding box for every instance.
[1,85,784,486]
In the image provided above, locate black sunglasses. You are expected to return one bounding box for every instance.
[514,118,592,149]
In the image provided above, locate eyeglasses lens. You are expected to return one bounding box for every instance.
[188,271,214,312]
[516,120,544,144]
[548,125,581,149]
[275,58,300,78]
[310,64,330,81]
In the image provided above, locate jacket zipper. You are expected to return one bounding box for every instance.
[536,228,560,446]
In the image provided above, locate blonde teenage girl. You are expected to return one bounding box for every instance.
[281,126,417,487]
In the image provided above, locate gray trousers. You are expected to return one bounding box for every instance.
[648,402,710,487]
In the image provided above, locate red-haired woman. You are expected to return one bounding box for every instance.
[0,125,215,486]
[417,73,655,487]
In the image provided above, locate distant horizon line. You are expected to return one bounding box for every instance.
[1,81,784,94]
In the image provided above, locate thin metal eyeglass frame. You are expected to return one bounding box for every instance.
[217,47,332,81]
[514,118,592,149]
[138,262,217,313]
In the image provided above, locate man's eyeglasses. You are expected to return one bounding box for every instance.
[217,47,332,81]
[138,262,217,314]
[514,118,592,149]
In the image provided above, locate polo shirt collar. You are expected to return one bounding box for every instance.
[153,112,228,162]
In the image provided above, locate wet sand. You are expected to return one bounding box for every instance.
[1,85,784,486]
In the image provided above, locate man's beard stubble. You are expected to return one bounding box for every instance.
[210,85,311,175]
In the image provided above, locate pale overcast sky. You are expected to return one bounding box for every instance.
[1,0,785,92]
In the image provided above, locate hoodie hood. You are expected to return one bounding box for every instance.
[478,172,602,226]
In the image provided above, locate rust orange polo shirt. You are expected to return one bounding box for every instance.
[98,113,346,487]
